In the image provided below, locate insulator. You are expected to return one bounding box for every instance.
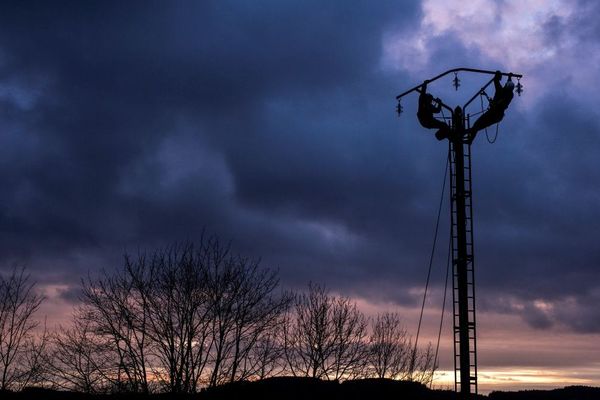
[396,100,403,116]
[453,72,461,91]
[516,77,523,96]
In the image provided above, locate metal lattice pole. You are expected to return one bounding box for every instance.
[395,68,523,400]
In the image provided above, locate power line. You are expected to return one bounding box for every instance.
[431,205,452,389]
[413,152,449,374]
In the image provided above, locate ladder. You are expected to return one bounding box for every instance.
[449,135,478,397]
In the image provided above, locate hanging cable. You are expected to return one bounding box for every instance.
[430,220,452,389]
[479,92,500,143]
[412,151,449,376]
[486,121,500,144]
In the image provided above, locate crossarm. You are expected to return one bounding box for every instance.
[395,67,523,100]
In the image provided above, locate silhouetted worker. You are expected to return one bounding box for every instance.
[468,71,515,143]
[417,81,450,140]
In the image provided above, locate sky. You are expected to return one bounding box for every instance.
[1,0,600,393]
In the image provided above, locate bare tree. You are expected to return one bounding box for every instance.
[367,312,411,379]
[283,284,332,379]
[204,242,242,387]
[223,259,290,383]
[247,326,285,380]
[410,342,436,385]
[0,267,45,391]
[81,267,151,393]
[367,312,436,383]
[18,322,49,390]
[46,311,113,393]
[127,244,213,393]
[328,296,368,380]
[203,240,290,386]
[77,238,290,393]
[283,284,368,381]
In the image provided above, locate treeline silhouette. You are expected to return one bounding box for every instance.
[0,237,435,395]
[3,379,600,400]
[488,386,600,400]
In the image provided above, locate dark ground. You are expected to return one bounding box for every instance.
[1,378,599,400]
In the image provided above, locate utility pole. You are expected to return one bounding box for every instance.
[451,105,476,397]
[396,68,523,399]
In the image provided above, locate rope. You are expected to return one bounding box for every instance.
[479,92,500,143]
[436,108,451,122]
[412,152,449,377]
[468,109,486,117]
[431,212,452,388]
[486,121,500,144]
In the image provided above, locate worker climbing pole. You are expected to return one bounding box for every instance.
[396,68,523,399]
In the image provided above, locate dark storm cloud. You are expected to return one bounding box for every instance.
[0,1,431,288]
[57,285,83,304]
[1,0,599,339]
